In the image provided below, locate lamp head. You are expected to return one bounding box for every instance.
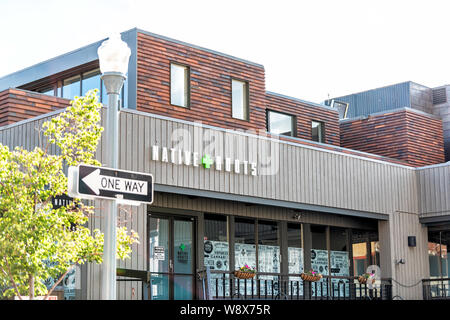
[97,33,131,75]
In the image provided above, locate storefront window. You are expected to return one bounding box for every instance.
[287,223,303,296]
[234,218,256,295]
[310,225,328,295]
[330,227,350,296]
[149,217,169,300]
[204,214,230,297]
[258,220,280,295]
[351,230,368,277]
[427,230,450,298]
[234,218,256,269]
[371,241,380,267]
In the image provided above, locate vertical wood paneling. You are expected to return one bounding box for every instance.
[2,109,440,218]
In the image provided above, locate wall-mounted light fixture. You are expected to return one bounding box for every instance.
[408,236,416,247]
[395,258,406,265]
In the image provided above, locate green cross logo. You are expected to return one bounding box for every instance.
[179,243,186,251]
[202,154,214,169]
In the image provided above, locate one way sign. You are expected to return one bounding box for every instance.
[68,164,153,205]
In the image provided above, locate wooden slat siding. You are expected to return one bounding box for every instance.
[265,93,340,146]
[0,89,70,126]
[150,192,376,230]
[417,163,450,218]
[340,109,445,167]
[404,111,445,165]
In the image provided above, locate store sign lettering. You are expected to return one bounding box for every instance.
[151,145,257,176]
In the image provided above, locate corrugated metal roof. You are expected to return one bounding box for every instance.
[331,82,412,118]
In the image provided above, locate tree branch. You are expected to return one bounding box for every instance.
[2,258,22,300]
[44,261,80,300]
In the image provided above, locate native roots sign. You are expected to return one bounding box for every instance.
[151,145,258,176]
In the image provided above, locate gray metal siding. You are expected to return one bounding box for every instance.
[0,29,138,110]
[379,211,429,299]
[113,109,418,217]
[0,108,421,218]
[417,163,450,219]
[333,82,411,118]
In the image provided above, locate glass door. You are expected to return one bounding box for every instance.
[148,214,195,300]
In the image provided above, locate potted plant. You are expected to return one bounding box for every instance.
[300,269,323,282]
[234,264,256,279]
[357,272,375,285]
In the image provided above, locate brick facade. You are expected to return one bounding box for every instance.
[340,109,445,167]
[136,32,267,132]
[1,30,446,168]
[0,89,69,126]
[136,32,340,142]
[266,92,340,146]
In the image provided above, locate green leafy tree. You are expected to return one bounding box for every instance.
[0,90,139,300]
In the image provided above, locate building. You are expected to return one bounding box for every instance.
[0,28,449,300]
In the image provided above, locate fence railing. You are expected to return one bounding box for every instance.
[423,278,450,300]
[200,270,392,300]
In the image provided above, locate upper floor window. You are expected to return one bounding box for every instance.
[170,63,189,108]
[82,69,101,96]
[267,110,295,136]
[311,120,325,143]
[231,79,249,120]
[62,75,81,100]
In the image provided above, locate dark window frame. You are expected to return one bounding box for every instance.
[230,77,250,121]
[311,119,326,143]
[266,109,297,137]
[169,61,191,109]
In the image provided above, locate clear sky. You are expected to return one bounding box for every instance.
[1,0,450,103]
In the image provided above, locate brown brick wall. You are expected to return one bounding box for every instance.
[340,109,445,166]
[0,89,70,126]
[136,32,340,141]
[266,93,340,146]
[137,32,267,132]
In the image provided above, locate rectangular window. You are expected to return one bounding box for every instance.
[311,120,325,143]
[62,75,81,100]
[81,69,101,96]
[257,220,280,273]
[204,214,230,297]
[310,225,327,293]
[330,227,350,297]
[267,110,295,136]
[287,223,304,296]
[234,218,256,296]
[231,79,249,120]
[170,63,189,107]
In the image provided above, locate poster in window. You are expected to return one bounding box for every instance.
[234,243,256,269]
[330,250,350,297]
[204,240,230,297]
[203,240,229,271]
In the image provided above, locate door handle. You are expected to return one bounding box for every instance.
[169,259,174,272]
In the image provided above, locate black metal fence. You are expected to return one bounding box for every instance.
[201,271,392,300]
[423,278,450,300]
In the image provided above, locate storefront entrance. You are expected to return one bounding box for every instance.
[147,214,196,300]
